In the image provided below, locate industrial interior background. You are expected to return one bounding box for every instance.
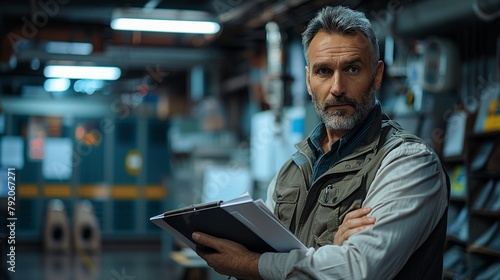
[0,0,499,279]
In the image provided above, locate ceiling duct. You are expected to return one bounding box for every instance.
[14,45,224,69]
[394,0,500,36]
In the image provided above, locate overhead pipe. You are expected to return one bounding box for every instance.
[394,0,500,36]
[218,0,320,27]
[217,0,267,24]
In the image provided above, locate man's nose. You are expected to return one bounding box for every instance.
[329,72,346,97]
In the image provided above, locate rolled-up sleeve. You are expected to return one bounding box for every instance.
[258,141,449,280]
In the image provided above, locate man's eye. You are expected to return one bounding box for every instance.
[345,66,360,73]
[316,68,331,75]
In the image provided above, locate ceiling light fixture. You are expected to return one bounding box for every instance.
[44,78,70,92]
[44,65,121,80]
[44,41,94,55]
[110,8,221,34]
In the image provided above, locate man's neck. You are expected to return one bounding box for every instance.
[322,129,348,152]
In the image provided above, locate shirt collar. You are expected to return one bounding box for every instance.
[307,100,380,159]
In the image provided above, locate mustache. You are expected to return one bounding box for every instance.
[321,96,358,110]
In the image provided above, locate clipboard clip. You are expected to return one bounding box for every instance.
[163,200,223,216]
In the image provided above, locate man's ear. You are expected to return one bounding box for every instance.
[305,65,312,96]
[373,61,384,90]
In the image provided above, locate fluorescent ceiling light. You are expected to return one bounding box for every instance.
[111,8,221,34]
[74,79,105,94]
[44,78,70,92]
[44,41,93,55]
[44,65,121,80]
[111,18,220,34]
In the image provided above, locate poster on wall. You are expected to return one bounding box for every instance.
[42,138,73,180]
[474,85,499,133]
[0,136,24,169]
[28,117,47,161]
[443,111,466,158]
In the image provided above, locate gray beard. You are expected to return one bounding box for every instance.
[312,86,375,131]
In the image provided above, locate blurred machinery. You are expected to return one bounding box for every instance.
[404,37,460,112]
[389,36,460,150]
[43,199,71,252]
[72,200,102,253]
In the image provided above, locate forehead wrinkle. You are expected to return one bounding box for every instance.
[311,49,363,63]
[308,31,371,65]
[309,36,369,66]
[310,47,366,68]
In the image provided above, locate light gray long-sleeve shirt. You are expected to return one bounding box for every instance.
[260,141,449,280]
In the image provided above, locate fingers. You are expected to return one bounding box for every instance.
[192,232,226,267]
[334,208,375,245]
[192,232,220,252]
[341,208,375,233]
[344,207,372,220]
[337,224,372,242]
[343,208,376,230]
[192,232,246,255]
[192,232,210,246]
[342,214,376,229]
[191,232,262,279]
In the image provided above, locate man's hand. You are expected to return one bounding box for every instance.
[334,207,375,245]
[192,232,263,280]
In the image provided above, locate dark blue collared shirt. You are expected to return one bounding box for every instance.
[307,102,380,184]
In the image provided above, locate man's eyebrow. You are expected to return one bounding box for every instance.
[310,57,366,70]
[343,57,365,65]
[310,62,331,70]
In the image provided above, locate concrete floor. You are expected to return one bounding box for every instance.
[8,248,228,280]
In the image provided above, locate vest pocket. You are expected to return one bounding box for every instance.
[273,187,299,229]
[313,188,340,247]
[313,175,365,247]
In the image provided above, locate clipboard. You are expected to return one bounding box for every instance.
[150,193,306,253]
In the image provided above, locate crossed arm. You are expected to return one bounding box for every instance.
[192,142,448,279]
[193,207,375,279]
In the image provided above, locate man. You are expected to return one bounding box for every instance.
[193,5,449,279]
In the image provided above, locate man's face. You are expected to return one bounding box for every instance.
[305,31,384,131]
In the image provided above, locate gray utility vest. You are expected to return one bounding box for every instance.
[272,110,450,280]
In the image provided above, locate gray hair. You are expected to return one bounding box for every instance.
[302,6,380,70]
